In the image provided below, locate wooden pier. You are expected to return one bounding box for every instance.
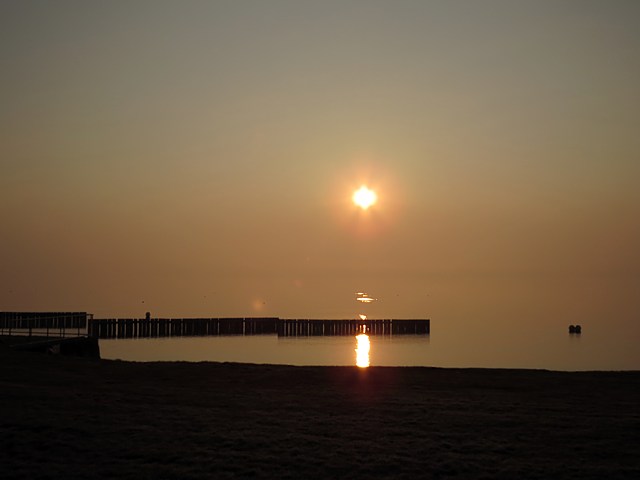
[88,318,429,339]
[88,317,279,339]
[277,319,430,337]
[0,312,91,337]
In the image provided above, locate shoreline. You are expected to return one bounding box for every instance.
[2,347,639,479]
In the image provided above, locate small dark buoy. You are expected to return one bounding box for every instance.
[569,325,576,334]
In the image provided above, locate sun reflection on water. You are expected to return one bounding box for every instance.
[355,333,370,368]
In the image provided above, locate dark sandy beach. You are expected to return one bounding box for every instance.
[1,344,639,479]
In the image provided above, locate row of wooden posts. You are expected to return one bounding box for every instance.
[278,319,430,337]
[88,317,430,339]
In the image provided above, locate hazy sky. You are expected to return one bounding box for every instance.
[1,1,639,331]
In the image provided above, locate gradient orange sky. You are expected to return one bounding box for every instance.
[1,1,639,337]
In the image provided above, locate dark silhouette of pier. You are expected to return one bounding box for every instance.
[88,317,430,339]
[0,312,99,358]
[277,318,429,337]
[1,312,430,340]
[0,312,91,337]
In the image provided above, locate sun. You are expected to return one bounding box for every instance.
[352,185,377,210]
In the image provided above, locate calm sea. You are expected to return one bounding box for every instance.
[100,320,639,371]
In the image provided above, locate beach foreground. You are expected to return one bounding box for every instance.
[1,346,639,479]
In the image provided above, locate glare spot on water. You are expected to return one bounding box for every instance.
[355,333,370,368]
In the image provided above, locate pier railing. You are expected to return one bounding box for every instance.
[0,312,92,338]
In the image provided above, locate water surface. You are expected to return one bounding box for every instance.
[100,321,638,371]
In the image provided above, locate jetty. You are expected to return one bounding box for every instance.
[1,312,429,340]
[88,317,430,339]
[1,312,100,358]
[0,312,91,337]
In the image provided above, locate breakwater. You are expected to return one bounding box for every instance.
[88,317,430,339]
[278,319,429,336]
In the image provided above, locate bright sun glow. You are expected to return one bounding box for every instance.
[352,186,377,210]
